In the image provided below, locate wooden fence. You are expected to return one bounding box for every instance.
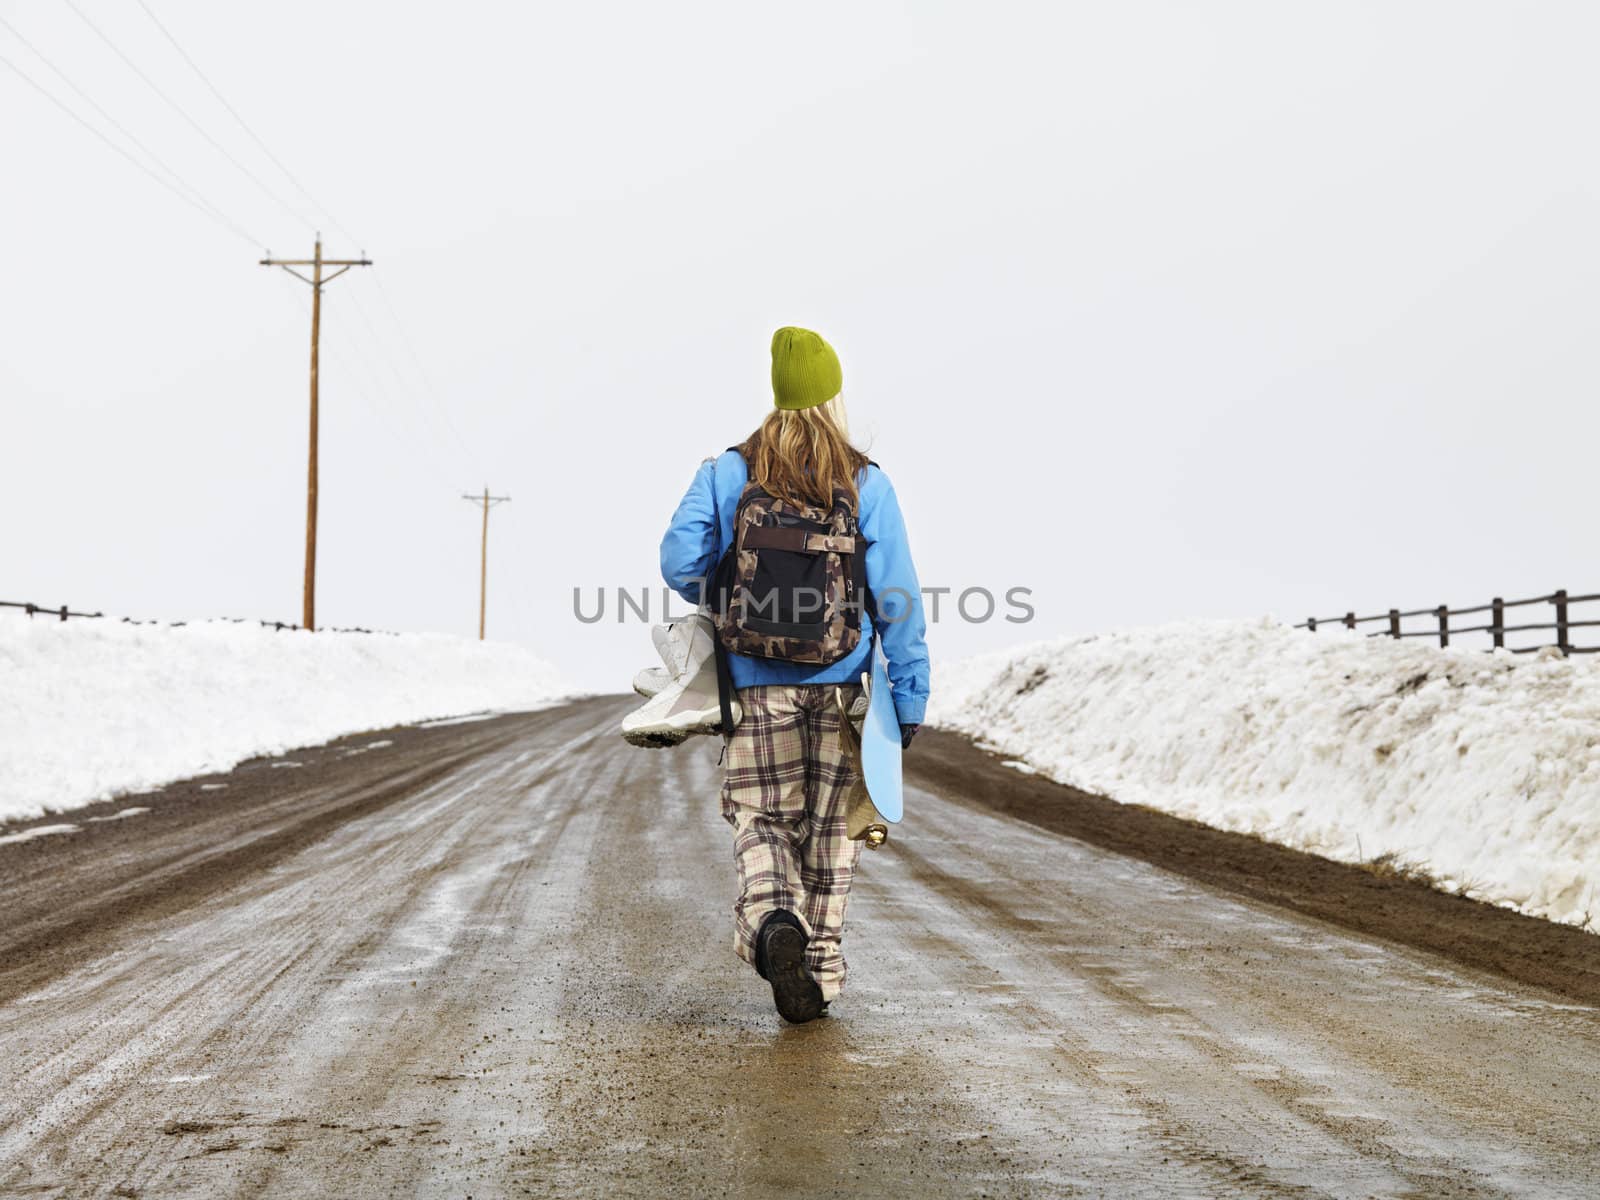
[0,600,389,635]
[0,600,106,621]
[1298,589,1600,654]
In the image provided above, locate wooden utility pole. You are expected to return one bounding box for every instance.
[462,488,511,639]
[260,236,372,630]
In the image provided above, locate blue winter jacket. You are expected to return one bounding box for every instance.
[659,450,931,726]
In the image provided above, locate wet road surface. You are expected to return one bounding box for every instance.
[2,697,1597,1198]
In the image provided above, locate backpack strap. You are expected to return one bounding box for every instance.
[714,633,736,738]
[712,448,740,737]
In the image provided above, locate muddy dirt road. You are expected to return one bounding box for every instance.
[2,697,1598,1198]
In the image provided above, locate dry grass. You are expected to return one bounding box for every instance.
[1361,851,1443,889]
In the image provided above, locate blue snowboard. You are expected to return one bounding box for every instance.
[859,638,903,823]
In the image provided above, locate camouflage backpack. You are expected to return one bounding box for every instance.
[710,477,867,667]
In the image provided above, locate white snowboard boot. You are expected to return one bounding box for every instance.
[631,616,705,698]
[633,666,671,698]
[651,618,699,680]
[620,612,739,747]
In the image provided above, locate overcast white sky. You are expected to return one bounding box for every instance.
[3,1,1597,691]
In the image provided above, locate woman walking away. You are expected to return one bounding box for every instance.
[659,327,930,1023]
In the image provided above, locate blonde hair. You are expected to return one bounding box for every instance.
[738,395,870,510]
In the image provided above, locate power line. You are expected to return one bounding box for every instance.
[279,282,406,462]
[0,48,261,247]
[59,0,316,235]
[131,0,362,250]
[340,284,439,430]
[0,12,259,247]
[342,279,484,478]
[369,268,486,475]
[319,299,465,494]
[325,269,488,489]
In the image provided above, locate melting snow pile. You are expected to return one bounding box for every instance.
[0,613,569,823]
[928,618,1600,930]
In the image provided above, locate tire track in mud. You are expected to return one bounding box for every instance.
[0,701,614,1008]
[906,728,1600,1007]
[499,730,1059,1198]
[869,784,1600,1198]
[0,704,612,1196]
[1,697,1598,1198]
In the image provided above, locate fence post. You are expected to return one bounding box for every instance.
[1437,605,1449,648]
[1389,609,1401,639]
[1344,611,1356,630]
[1491,597,1505,649]
[1555,589,1570,655]
[1307,617,1317,632]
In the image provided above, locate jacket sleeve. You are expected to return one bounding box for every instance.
[660,458,719,606]
[861,473,931,725]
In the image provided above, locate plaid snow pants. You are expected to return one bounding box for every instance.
[721,684,865,1002]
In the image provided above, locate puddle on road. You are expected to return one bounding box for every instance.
[417,713,498,728]
[0,823,81,846]
[337,741,394,759]
[86,808,152,823]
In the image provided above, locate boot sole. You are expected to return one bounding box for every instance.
[620,706,740,747]
[764,924,824,1024]
[620,727,691,748]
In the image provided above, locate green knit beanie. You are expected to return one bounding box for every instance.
[770,326,842,411]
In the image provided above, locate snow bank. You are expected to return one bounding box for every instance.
[0,613,570,823]
[928,619,1600,930]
